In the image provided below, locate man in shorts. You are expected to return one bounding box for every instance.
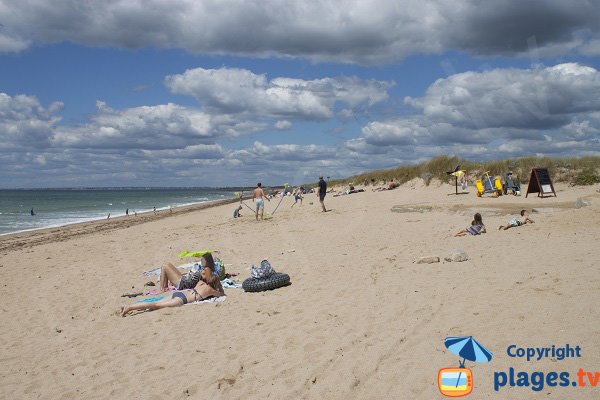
[252,182,270,221]
[318,175,328,212]
[498,209,535,230]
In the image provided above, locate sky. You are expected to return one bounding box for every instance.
[1,0,600,188]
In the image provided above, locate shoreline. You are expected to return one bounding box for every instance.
[0,196,241,252]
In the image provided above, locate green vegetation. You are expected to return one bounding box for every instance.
[319,155,600,188]
[574,168,600,185]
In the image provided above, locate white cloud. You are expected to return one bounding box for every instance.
[352,63,600,159]
[0,93,63,149]
[274,120,292,130]
[3,1,598,62]
[165,67,392,119]
[404,63,600,130]
[52,102,214,149]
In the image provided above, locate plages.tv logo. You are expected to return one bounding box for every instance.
[438,336,493,397]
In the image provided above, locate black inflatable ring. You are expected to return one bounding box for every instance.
[242,272,290,292]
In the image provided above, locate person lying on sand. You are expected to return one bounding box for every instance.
[158,252,216,292]
[455,213,486,236]
[372,179,399,192]
[120,263,224,317]
[498,209,534,230]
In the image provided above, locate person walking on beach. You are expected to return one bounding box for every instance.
[291,188,304,208]
[252,183,270,221]
[318,175,328,212]
[126,208,129,216]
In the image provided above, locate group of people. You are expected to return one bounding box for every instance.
[121,180,537,317]
[455,210,535,237]
[120,252,225,316]
[234,176,329,221]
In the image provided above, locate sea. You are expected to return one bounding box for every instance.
[0,188,239,236]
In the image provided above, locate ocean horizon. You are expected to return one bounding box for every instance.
[0,187,245,236]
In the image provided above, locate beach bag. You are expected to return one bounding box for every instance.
[251,259,275,279]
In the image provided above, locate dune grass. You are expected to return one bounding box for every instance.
[322,155,600,188]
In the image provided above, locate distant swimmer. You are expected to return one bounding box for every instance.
[30,208,35,216]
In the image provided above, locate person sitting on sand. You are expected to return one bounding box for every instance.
[120,262,224,317]
[498,209,534,230]
[233,205,243,218]
[455,213,486,236]
[158,252,216,292]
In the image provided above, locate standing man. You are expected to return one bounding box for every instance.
[318,175,328,212]
[252,182,270,221]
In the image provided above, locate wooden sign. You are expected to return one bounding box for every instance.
[526,168,557,198]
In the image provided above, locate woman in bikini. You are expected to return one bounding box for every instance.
[120,261,225,317]
[157,252,216,292]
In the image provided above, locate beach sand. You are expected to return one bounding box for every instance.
[1,181,599,399]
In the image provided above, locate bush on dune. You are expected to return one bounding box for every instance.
[317,155,600,188]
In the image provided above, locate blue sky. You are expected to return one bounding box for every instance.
[1,0,599,188]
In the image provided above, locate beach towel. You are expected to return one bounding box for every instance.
[221,278,242,289]
[135,295,167,303]
[191,296,226,305]
[134,294,226,305]
[178,250,212,258]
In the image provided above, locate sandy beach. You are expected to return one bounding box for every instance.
[1,180,599,399]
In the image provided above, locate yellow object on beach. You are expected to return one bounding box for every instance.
[475,180,484,197]
[494,177,503,192]
[178,250,212,258]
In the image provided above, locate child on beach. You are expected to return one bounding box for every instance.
[234,205,243,218]
[455,213,486,236]
[120,262,224,317]
[291,188,303,207]
[498,210,535,230]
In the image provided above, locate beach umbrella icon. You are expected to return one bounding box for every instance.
[445,336,493,367]
[444,336,492,389]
